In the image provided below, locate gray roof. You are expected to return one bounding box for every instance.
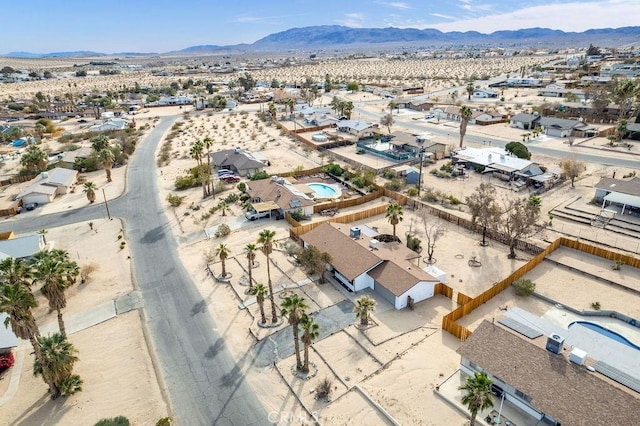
[337,120,373,132]
[539,117,586,130]
[595,177,640,197]
[510,113,540,123]
[0,235,44,259]
[210,149,265,171]
[458,321,640,426]
[43,167,78,188]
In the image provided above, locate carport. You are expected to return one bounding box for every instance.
[603,192,640,215]
[251,201,279,218]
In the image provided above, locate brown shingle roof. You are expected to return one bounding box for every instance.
[301,222,381,281]
[457,321,640,426]
[367,261,432,296]
[247,179,315,211]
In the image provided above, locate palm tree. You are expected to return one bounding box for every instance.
[0,282,56,395]
[300,313,319,373]
[190,140,208,198]
[245,243,258,291]
[250,283,268,325]
[466,82,475,100]
[0,257,34,289]
[287,98,295,119]
[34,332,82,399]
[215,244,230,278]
[459,106,473,148]
[19,144,48,173]
[98,148,115,182]
[31,250,77,338]
[217,201,230,216]
[202,137,214,196]
[280,294,309,371]
[268,102,276,118]
[257,229,279,323]
[37,229,48,245]
[388,101,398,114]
[385,202,404,238]
[459,371,494,426]
[354,296,376,325]
[83,181,97,203]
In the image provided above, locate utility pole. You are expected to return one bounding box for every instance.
[417,148,425,197]
[102,188,111,220]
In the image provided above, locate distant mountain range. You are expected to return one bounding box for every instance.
[4,25,640,58]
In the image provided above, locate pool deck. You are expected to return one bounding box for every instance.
[504,307,640,381]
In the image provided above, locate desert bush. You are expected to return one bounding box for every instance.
[315,377,333,400]
[591,301,601,310]
[80,263,98,283]
[352,176,365,188]
[513,278,535,296]
[250,170,269,181]
[167,194,184,207]
[156,418,172,426]
[214,223,231,238]
[407,187,418,197]
[384,179,404,191]
[174,175,197,190]
[289,209,304,221]
[224,193,239,203]
[94,417,130,426]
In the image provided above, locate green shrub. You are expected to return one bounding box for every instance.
[407,187,418,197]
[475,165,485,173]
[383,170,395,179]
[513,278,535,297]
[439,161,453,173]
[384,179,404,191]
[324,163,343,176]
[239,193,250,202]
[407,236,422,252]
[174,175,197,190]
[352,176,365,188]
[447,194,461,205]
[236,182,247,192]
[250,170,269,180]
[167,194,183,207]
[95,417,130,426]
[289,209,304,221]
[224,193,239,203]
[591,301,601,310]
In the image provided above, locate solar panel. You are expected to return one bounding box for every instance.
[593,361,640,393]
[498,317,543,339]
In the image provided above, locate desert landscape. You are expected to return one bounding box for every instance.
[0,35,639,426]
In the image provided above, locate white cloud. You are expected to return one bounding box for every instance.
[234,13,310,24]
[337,13,366,28]
[387,2,412,9]
[433,1,640,33]
[431,13,457,20]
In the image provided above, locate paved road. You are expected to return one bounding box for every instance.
[0,118,268,425]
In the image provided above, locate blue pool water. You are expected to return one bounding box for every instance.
[568,321,640,351]
[308,183,339,197]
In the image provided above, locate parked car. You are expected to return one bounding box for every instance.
[220,175,240,183]
[24,202,38,211]
[424,113,435,119]
[217,169,234,177]
[244,209,270,221]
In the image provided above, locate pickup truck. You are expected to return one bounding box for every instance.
[245,209,270,221]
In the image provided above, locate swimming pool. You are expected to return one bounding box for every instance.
[307,183,341,199]
[568,321,640,351]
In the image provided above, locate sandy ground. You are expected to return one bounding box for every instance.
[0,219,168,425]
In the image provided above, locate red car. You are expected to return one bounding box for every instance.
[220,175,240,183]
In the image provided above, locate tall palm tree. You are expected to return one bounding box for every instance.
[0,257,34,289]
[287,98,295,119]
[250,283,268,324]
[459,371,494,426]
[190,140,207,198]
[257,229,278,323]
[245,243,258,291]
[385,202,404,238]
[281,294,308,371]
[354,296,376,326]
[459,106,473,148]
[97,148,115,182]
[31,250,77,338]
[83,181,97,203]
[202,137,214,196]
[215,244,230,278]
[34,333,82,399]
[466,82,475,100]
[0,282,56,395]
[37,229,48,245]
[300,313,319,373]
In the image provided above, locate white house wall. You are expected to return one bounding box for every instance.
[353,273,374,292]
[395,281,436,309]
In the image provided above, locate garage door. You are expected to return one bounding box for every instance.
[22,194,51,205]
[373,281,396,305]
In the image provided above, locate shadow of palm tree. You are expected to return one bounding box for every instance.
[205,338,226,359]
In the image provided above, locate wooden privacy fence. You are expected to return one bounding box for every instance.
[456,292,473,306]
[442,237,640,341]
[0,174,36,187]
[313,189,384,213]
[277,165,325,179]
[434,282,453,299]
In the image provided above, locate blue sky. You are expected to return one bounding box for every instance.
[6,0,640,53]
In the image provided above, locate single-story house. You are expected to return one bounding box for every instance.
[16,168,78,205]
[509,113,541,130]
[505,78,542,87]
[336,120,377,138]
[246,176,315,218]
[474,111,505,125]
[90,118,129,132]
[594,177,640,215]
[58,146,93,169]
[472,88,498,98]
[453,147,543,181]
[538,117,594,138]
[210,148,266,177]
[457,320,640,426]
[301,222,439,310]
[538,85,585,100]
[443,106,484,123]
[0,234,46,260]
[158,96,193,106]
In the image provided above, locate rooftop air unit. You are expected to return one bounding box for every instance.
[546,334,565,354]
[350,227,361,238]
[569,348,587,365]
[369,239,379,250]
